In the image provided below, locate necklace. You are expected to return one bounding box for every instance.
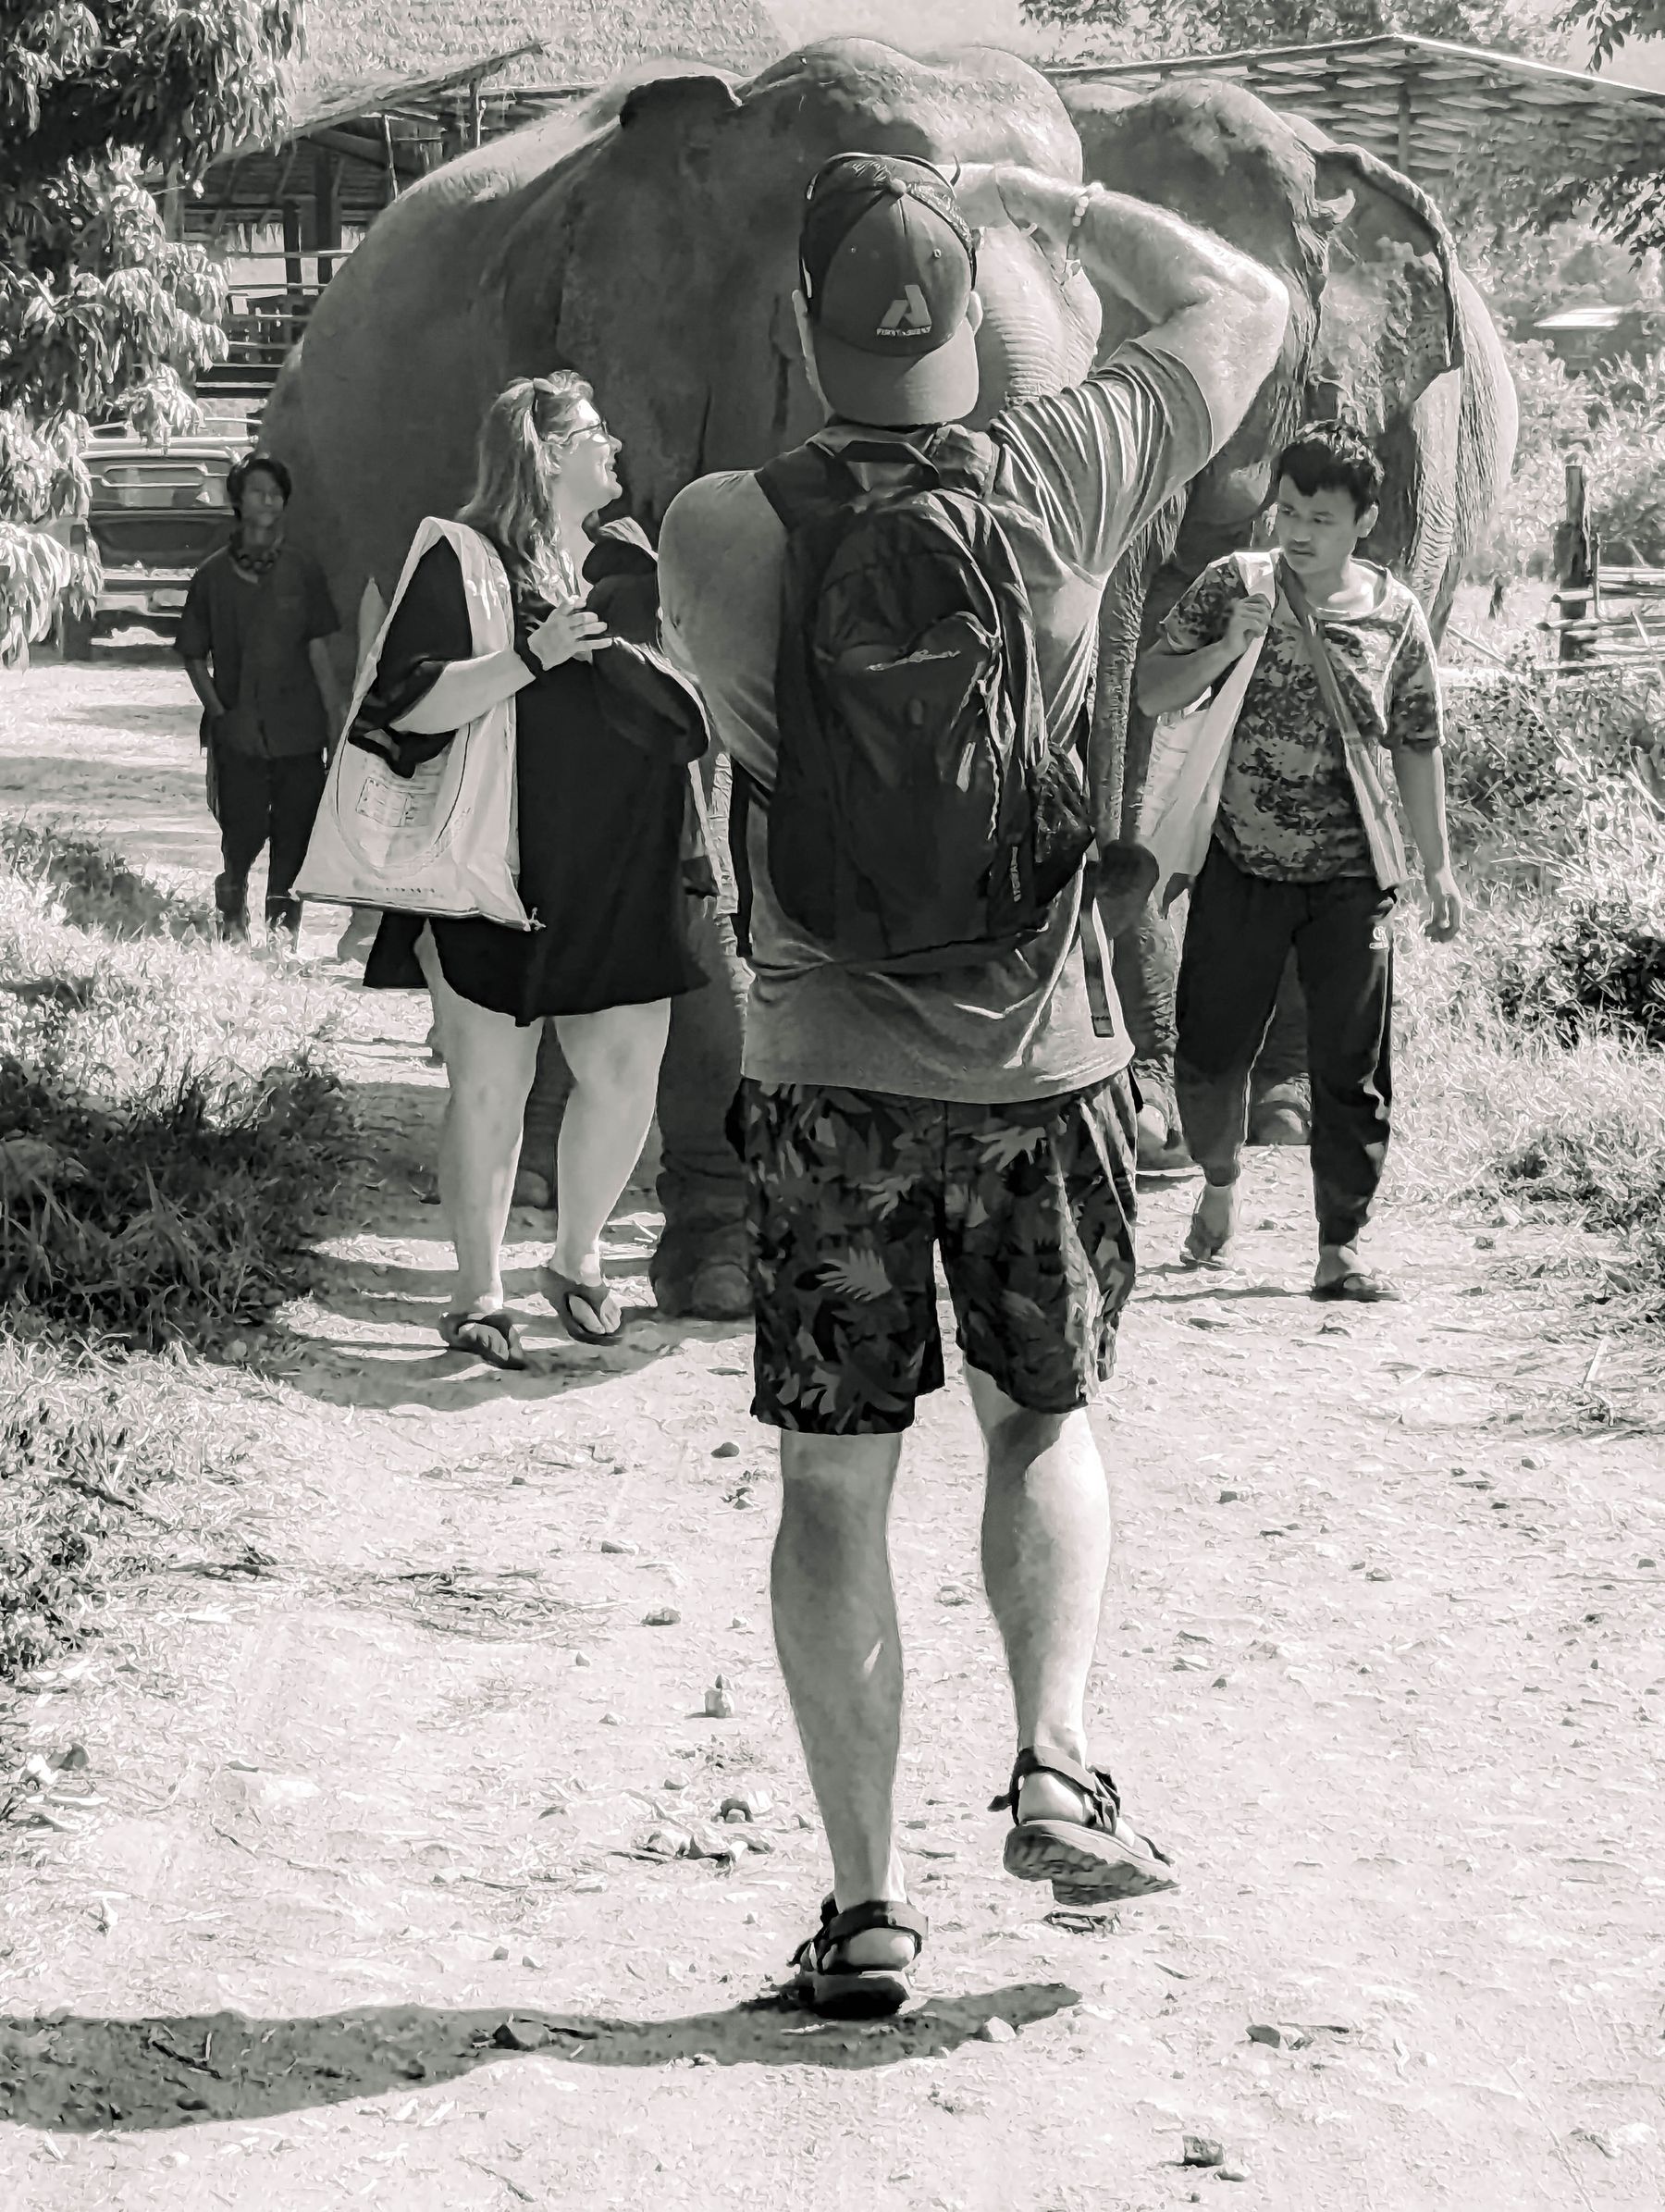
[229,527,281,580]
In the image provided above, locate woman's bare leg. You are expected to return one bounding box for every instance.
[549,999,672,1297]
[426,945,541,1314]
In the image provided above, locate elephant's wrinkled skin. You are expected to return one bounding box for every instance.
[1055,80,1514,1151]
[263,40,1108,1317]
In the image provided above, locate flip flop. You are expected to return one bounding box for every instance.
[438,1310,528,1369]
[540,1267,624,1345]
[993,1747,1178,1904]
[1312,1268,1401,1304]
[788,1896,927,2020]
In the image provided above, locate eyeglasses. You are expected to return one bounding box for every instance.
[557,419,615,449]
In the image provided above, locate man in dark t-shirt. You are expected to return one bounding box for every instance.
[177,454,341,949]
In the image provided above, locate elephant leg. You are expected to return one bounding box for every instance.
[651,898,750,1321]
[1248,949,1311,1145]
[1113,904,1192,1171]
[515,904,749,1315]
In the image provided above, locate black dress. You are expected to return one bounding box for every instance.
[361,525,708,1021]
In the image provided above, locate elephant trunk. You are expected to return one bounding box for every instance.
[967,229,1100,426]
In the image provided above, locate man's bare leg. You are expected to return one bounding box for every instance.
[771,1430,915,1968]
[968,1368,1112,1827]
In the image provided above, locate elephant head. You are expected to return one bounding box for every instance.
[491,41,1102,527]
[267,39,1108,653]
[1057,78,1467,834]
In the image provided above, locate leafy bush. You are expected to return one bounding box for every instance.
[1,819,354,1349]
[0,1342,243,1687]
[1441,663,1665,866]
[1492,867,1665,1048]
[0,818,212,941]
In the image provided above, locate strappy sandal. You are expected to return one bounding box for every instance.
[539,1267,624,1346]
[438,1310,528,1370]
[992,1747,1178,1903]
[788,1895,927,2020]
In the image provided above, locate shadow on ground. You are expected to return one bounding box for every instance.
[0,1984,1079,2130]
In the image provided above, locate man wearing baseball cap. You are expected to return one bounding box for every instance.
[661,147,1286,2013]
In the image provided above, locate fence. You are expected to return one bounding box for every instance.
[1544,457,1665,676]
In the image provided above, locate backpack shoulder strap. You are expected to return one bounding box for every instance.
[755,439,845,532]
[926,424,1001,501]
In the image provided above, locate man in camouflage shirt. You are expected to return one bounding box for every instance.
[1139,420,1462,1300]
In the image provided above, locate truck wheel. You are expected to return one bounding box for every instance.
[59,607,95,661]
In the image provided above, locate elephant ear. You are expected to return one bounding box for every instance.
[1301,127,1464,442]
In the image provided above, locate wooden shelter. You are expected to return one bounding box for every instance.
[1052,33,1665,191]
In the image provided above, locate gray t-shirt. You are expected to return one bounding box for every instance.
[659,340,1215,1104]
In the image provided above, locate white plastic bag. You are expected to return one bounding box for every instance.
[1136,551,1276,912]
[294,519,531,929]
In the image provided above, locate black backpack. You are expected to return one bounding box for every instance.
[741,426,1092,974]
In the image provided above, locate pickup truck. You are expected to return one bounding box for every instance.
[56,417,255,657]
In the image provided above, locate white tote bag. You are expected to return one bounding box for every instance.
[294,518,531,929]
[1136,550,1276,913]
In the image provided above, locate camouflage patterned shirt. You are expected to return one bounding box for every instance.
[1160,555,1443,884]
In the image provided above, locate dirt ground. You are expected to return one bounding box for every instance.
[2,637,1663,2211]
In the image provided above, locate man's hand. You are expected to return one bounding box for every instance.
[1424,861,1463,942]
[1093,841,1160,941]
[1223,595,1273,659]
[951,162,1019,233]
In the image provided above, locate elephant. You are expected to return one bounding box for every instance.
[263,37,1111,1318]
[264,39,1511,1308]
[1054,80,1516,1161]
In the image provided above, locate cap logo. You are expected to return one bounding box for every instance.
[878,284,933,337]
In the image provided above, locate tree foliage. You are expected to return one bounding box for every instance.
[1565,0,1665,68]
[0,6,301,663]
[1018,0,1553,49]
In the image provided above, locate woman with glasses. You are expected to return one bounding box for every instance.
[357,374,709,1366]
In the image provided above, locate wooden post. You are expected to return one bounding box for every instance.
[281,197,304,344]
[313,143,339,284]
[1397,81,1413,179]
[469,76,486,150]
[381,115,401,204]
[1552,459,1595,666]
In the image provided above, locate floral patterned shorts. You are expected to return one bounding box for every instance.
[739,1073,1139,1435]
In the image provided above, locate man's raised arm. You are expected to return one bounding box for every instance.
[955,165,1289,454]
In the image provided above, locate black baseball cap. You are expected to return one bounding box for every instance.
[798,152,980,427]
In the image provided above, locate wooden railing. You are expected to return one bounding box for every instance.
[1544,457,1665,673]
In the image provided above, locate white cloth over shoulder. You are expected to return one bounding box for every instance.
[1136,550,1276,914]
[294,517,530,929]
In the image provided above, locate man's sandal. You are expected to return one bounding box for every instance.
[438,1310,528,1370]
[1311,1267,1401,1303]
[993,1747,1178,1903]
[788,1895,927,2020]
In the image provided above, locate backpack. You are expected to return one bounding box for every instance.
[743,426,1092,973]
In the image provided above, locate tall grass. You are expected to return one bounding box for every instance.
[1,818,355,1350]
[2,819,353,1702]
[1400,666,1665,1325]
